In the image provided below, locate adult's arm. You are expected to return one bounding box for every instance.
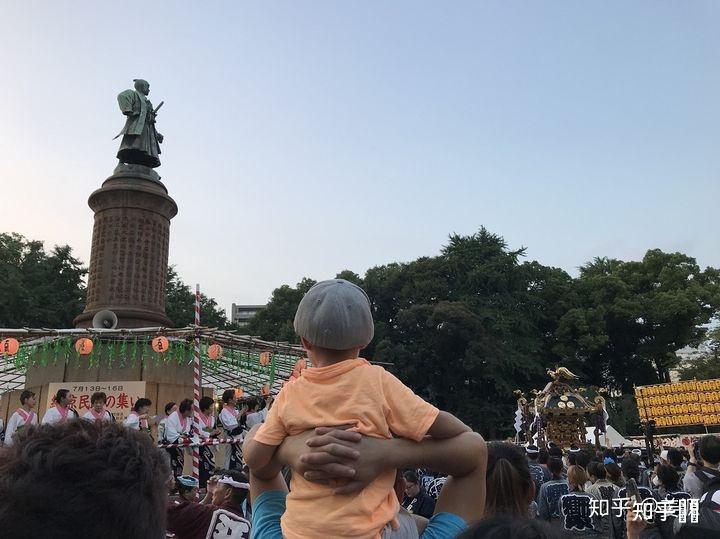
[276,428,487,524]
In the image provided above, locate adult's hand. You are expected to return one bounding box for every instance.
[278,427,393,495]
[277,428,360,481]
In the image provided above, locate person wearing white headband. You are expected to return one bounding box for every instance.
[167,470,251,539]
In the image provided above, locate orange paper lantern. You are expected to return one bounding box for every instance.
[261,384,270,396]
[152,336,169,353]
[74,338,93,355]
[1,338,20,356]
[235,388,244,398]
[207,344,223,360]
[259,351,271,366]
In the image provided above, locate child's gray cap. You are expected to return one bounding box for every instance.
[294,279,374,350]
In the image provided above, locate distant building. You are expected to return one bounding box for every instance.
[231,304,266,328]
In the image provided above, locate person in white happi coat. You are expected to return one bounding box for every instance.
[164,398,194,477]
[124,398,152,434]
[82,392,115,423]
[4,390,38,446]
[42,389,78,425]
[219,389,244,470]
[157,401,178,442]
[198,396,222,487]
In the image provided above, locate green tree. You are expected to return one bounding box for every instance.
[164,266,232,328]
[679,327,720,381]
[554,251,720,393]
[366,228,566,437]
[0,233,86,328]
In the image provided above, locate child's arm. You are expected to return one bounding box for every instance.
[426,410,471,439]
[243,428,281,479]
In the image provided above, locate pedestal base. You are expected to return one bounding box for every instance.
[73,164,178,329]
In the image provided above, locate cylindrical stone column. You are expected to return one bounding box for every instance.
[74,164,178,328]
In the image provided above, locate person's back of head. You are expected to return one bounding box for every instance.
[0,420,169,538]
[538,448,549,465]
[548,446,563,460]
[575,450,591,469]
[594,463,607,480]
[606,462,623,485]
[293,279,374,363]
[655,464,679,491]
[221,470,250,506]
[459,515,563,538]
[547,457,563,479]
[667,448,683,468]
[622,458,640,481]
[700,435,720,466]
[567,465,588,491]
[486,442,534,517]
[587,461,599,481]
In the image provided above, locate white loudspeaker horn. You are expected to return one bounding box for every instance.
[92,309,118,329]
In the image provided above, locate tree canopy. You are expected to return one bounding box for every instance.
[164,266,233,329]
[242,229,720,437]
[0,233,86,328]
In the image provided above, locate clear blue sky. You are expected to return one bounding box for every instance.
[1,2,718,315]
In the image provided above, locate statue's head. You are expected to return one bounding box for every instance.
[133,79,150,96]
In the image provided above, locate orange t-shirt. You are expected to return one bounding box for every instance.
[254,358,439,539]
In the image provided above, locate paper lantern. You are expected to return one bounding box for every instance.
[235,388,244,398]
[261,384,270,396]
[259,351,271,366]
[1,338,20,356]
[152,336,169,353]
[74,338,93,355]
[208,344,223,360]
[295,358,307,372]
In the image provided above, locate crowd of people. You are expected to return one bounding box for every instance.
[0,279,719,538]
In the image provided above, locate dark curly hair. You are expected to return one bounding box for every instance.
[0,420,170,538]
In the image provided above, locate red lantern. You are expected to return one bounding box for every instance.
[235,387,244,398]
[259,351,271,366]
[261,384,270,396]
[207,344,223,360]
[1,338,20,356]
[74,338,93,355]
[152,336,169,353]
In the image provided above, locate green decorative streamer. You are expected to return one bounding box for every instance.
[140,339,147,367]
[269,353,278,386]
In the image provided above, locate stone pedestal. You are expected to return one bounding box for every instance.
[73,164,178,328]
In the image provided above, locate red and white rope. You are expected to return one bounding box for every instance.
[192,284,201,484]
[158,436,243,450]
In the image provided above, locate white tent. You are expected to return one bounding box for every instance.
[584,425,637,447]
